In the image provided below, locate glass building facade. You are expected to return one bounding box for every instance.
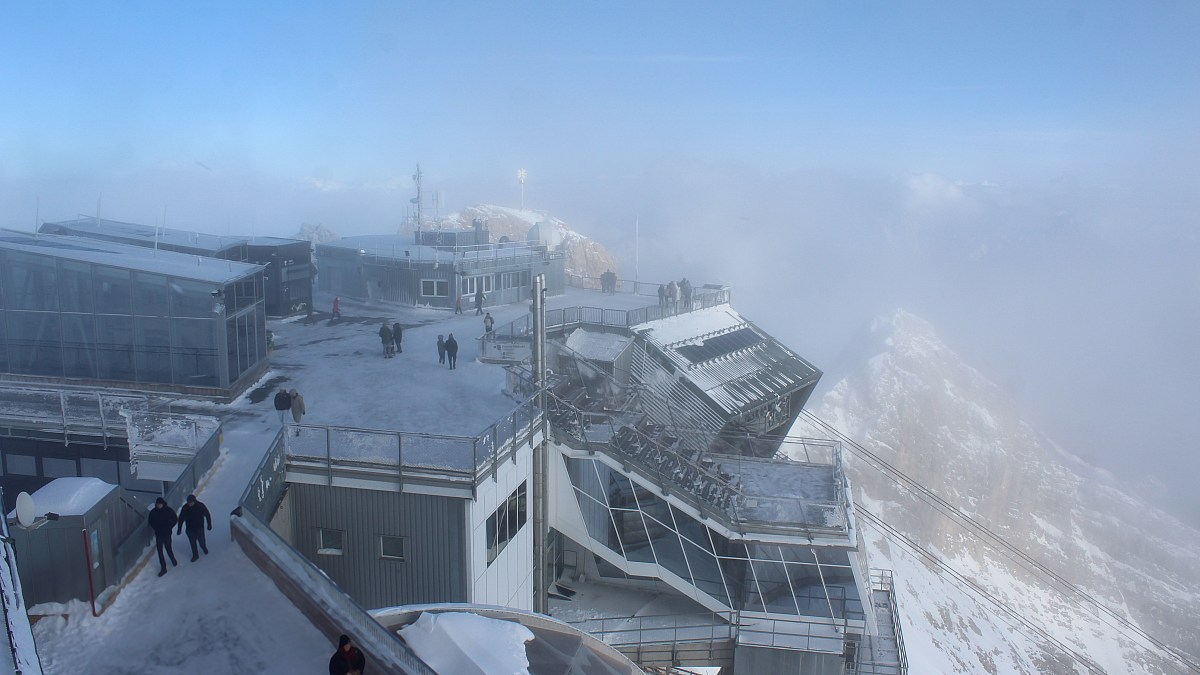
[0,232,267,396]
[566,456,864,621]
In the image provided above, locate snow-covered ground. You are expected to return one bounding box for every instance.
[28,286,669,674]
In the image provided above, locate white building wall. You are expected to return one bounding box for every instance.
[468,443,535,610]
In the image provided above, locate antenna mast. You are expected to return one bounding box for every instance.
[413,164,424,231]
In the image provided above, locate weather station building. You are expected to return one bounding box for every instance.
[0,229,269,399]
[40,217,313,318]
[233,279,907,674]
[315,225,565,310]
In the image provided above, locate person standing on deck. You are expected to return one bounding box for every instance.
[445,333,459,369]
[273,387,292,425]
[483,312,494,336]
[378,322,393,358]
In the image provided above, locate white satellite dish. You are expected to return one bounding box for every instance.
[15,492,36,528]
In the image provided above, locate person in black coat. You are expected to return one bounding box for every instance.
[272,387,291,425]
[176,494,213,562]
[437,334,446,365]
[474,288,484,315]
[391,322,403,354]
[328,634,367,675]
[147,497,178,576]
[445,333,459,369]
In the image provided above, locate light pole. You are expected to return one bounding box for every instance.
[518,168,527,210]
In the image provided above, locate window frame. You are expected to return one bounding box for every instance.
[380,535,406,561]
[317,528,344,556]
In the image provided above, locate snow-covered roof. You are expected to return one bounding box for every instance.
[22,477,115,517]
[564,328,631,363]
[635,305,821,415]
[43,217,303,253]
[0,230,264,283]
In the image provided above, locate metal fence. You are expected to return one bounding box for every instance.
[278,394,543,490]
[486,287,733,344]
[0,385,148,443]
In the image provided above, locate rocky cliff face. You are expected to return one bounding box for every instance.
[444,204,620,281]
[795,310,1200,674]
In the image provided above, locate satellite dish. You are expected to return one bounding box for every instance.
[15,492,36,528]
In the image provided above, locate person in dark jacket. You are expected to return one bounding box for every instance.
[437,334,446,365]
[273,387,291,425]
[445,333,459,369]
[483,312,494,335]
[378,322,393,358]
[474,288,484,315]
[391,322,403,354]
[328,634,366,675]
[176,494,212,562]
[148,497,178,576]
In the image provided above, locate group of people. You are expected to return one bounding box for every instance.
[147,494,213,577]
[436,333,460,369]
[378,321,403,358]
[599,269,619,294]
[273,387,306,427]
[657,277,694,313]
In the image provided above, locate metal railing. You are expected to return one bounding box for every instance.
[485,287,733,343]
[277,394,543,493]
[865,570,909,675]
[0,385,149,444]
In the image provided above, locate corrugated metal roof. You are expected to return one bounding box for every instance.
[636,307,820,415]
[564,328,631,362]
[0,230,264,283]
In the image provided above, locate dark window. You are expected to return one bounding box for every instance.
[421,279,448,297]
[96,315,135,380]
[318,528,344,555]
[132,273,169,317]
[59,260,94,313]
[134,317,171,383]
[169,279,217,318]
[62,314,98,379]
[486,481,527,564]
[6,311,61,376]
[380,536,405,561]
[94,266,132,315]
[3,251,58,311]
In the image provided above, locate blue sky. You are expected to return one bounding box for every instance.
[4,2,1198,203]
[3,2,1200,519]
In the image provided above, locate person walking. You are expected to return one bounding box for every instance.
[474,288,485,315]
[289,389,306,427]
[437,335,446,366]
[176,494,212,562]
[445,333,459,369]
[378,322,393,358]
[273,387,292,425]
[148,497,178,576]
[391,322,403,354]
[483,312,494,336]
[328,634,366,675]
[455,295,463,314]
[331,296,341,322]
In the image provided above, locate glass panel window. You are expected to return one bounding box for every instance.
[59,260,94,313]
[318,528,344,555]
[62,314,98,379]
[380,535,405,561]
[3,251,58,310]
[96,315,135,381]
[169,279,219,318]
[134,317,171,383]
[171,318,218,386]
[6,311,61,376]
[94,266,132,315]
[133,273,170,317]
[421,279,448,297]
[486,481,527,564]
[6,454,37,476]
[81,458,120,484]
[43,457,78,478]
